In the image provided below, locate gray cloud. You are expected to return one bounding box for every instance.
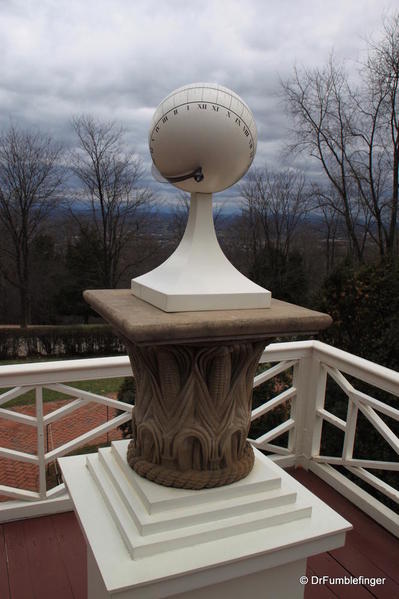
[0,0,397,198]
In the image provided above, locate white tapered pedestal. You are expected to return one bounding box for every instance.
[131,193,271,312]
[59,441,351,599]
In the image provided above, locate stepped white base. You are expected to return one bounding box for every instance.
[59,441,351,599]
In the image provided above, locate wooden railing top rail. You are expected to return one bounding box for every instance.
[0,356,132,387]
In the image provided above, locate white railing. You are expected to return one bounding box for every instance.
[0,356,133,521]
[250,340,399,537]
[0,342,398,537]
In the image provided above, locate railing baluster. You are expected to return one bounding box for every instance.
[343,399,358,462]
[288,362,300,454]
[291,355,327,467]
[36,386,47,500]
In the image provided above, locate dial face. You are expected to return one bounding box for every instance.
[149,83,257,193]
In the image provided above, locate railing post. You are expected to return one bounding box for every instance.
[36,386,47,499]
[291,348,327,469]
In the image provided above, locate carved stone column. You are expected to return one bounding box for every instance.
[84,290,332,490]
[125,339,267,488]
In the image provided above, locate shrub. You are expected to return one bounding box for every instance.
[317,259,399,370]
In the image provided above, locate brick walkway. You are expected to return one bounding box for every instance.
[0,399,125,499]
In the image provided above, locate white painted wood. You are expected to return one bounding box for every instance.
[323,364,355,395]
[349,388,399,421]
[46,483,67,498]
[43,398,87,424]
[36,387,47,499]
[309,461,399,537]
[166,559,307,599]
[291,355,327,467]
[253,360,297,387]
[251,387,296,421]
[44,413,130,463]
[260,341,313,363]
[314,341,399,398]
[342,399,358,461]
[0,385,34,406]
[0,447,38,464]
[0,484,40,502]
[252,418,295,448]
[248,442,292,456]
[345,458,399,470]
[312,455,344,465]
[0,408,36,426]
[59,442,350,598]
[0,339,397,536]
[0,356,132,388]
[346,466,399,504]
[0,493,72,523]
[353,401,399,454]
[46,383,134,413]
[313,455,399,470]
[288,363,299,453]
[316,408,346,432]
[0,357,134,515]
[87,546,109,599]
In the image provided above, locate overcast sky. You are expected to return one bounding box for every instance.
[0,0,398,204]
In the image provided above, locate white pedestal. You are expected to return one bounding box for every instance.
[131,193,271,312]
[59,441,351,599]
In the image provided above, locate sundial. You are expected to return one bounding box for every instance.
[131,82,271,311]
[83,83,332,491]
[70,86,343,599]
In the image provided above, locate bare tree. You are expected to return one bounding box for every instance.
[282,58,370,261]
[282,13,399,260]
[365,12,399,255]
[237,167,310,302]
[240,166,311,261]
[312,184,344,274]
[70,115,152,288]
[0,126,64,326]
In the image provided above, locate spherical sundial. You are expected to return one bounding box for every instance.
[149,83,257,193]
[131,82,271,312]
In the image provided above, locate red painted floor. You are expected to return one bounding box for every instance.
[0,468,397,599]
[294,468,399,599]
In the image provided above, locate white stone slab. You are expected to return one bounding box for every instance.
[87,446,310,558]
[59,442,351,598]
[97,444,297,536]
[111,440,282,514]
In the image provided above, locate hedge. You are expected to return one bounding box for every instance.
[0,325,125,358]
